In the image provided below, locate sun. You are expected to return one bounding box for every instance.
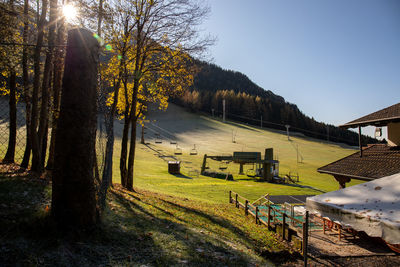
[62,4,78,22]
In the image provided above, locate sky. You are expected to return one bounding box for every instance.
[202,0,400,137]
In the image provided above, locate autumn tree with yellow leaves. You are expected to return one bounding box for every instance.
[100,0,213,192]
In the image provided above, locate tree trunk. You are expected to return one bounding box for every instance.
[30,0,48,173]
[98,77,120,211]
[119,114,130,187]
[126,117,137,191]
[36,0,56,172]
[21,0,31,169]
[52,28,99,229]
[3,71,17,163]
[126,84,139,191]
[98,112,114,210]
[47,0,64,170]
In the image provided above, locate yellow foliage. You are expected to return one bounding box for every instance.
[102,40,195,122]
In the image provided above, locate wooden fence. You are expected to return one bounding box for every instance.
[229,191,309,266]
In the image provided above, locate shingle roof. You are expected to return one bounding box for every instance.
[340,102,400,128]
[317,144,400,181]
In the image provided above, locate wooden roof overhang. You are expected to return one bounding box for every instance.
[339,102,400,129]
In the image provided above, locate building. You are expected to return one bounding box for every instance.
[318,102,400,188]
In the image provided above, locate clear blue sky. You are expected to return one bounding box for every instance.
[202,0,400,136]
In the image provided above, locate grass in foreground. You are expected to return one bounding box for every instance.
[0,164,304,266]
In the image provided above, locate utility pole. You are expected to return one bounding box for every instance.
[285,125,290,141]
[222,99,226,123]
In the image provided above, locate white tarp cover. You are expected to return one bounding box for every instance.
[306,173,400,244]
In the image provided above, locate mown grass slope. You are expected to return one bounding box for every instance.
[0,165,303,266]
[108,104,361,203]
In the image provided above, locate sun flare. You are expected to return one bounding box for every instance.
[62,4,77,22]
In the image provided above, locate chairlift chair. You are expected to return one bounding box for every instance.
[170,140,177,145]
[155,138,162,144]
[174,144,182,155]
[219,161,228,170]
[190,144,198,155]
[246,163,257,177]
[204,162,210,170]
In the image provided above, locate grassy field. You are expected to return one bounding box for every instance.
[0,102,362,203]
[1,166,303,266]
[107,104,361,203]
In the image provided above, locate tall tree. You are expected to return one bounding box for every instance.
[104,0,212,191]
[30,0,48,173]
[20,0,32,168]
[0,0,22,163]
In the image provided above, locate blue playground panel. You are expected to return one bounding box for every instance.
[249,204,321,229]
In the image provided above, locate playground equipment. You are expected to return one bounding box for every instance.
[190,144,198,155]
[200,148,279,182]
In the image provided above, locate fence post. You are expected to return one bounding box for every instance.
[282,213,286,240]
[229,191,232,204]
[303,211,309,267]
[245,200,248,216]
[235,193,238,208]
[255,206,259,224]
[267,204,271,229]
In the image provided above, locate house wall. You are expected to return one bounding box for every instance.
[388,122,400,146]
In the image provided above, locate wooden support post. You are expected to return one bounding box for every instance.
[267,204,271,228]
[239,163,244,174]
[303,211,309,267]
[358,126,362,157]
[201,154,208,175]
[255,206,259,224]
[229,191,232,204]
[235,193,238,208]
[245,200,249,216]
[282,213,286,240]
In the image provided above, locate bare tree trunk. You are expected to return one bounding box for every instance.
[46,0,63,170]
[21,0,31,168]
[52,28,99,229]
[126,84,139,191]
[126,117,136,191]
[98,78,120,211]
[120,114,130,187]
[3,71,17,163]
[30,0,48,173]
[36,0,56,172]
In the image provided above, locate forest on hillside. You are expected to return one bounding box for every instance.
[172,61,378,146]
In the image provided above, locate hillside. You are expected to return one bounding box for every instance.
[108,103,361,202]
[171,61,378,146]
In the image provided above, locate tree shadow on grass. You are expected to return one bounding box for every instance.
[0,171,274,266]
[98,188,270,266]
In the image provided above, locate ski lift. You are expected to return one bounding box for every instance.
[155,132,162,143]
[190,144,198,155]
[375,127,382,138]
[170,140,177,145]
[219,161,228,170]
[174,144,182,155]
